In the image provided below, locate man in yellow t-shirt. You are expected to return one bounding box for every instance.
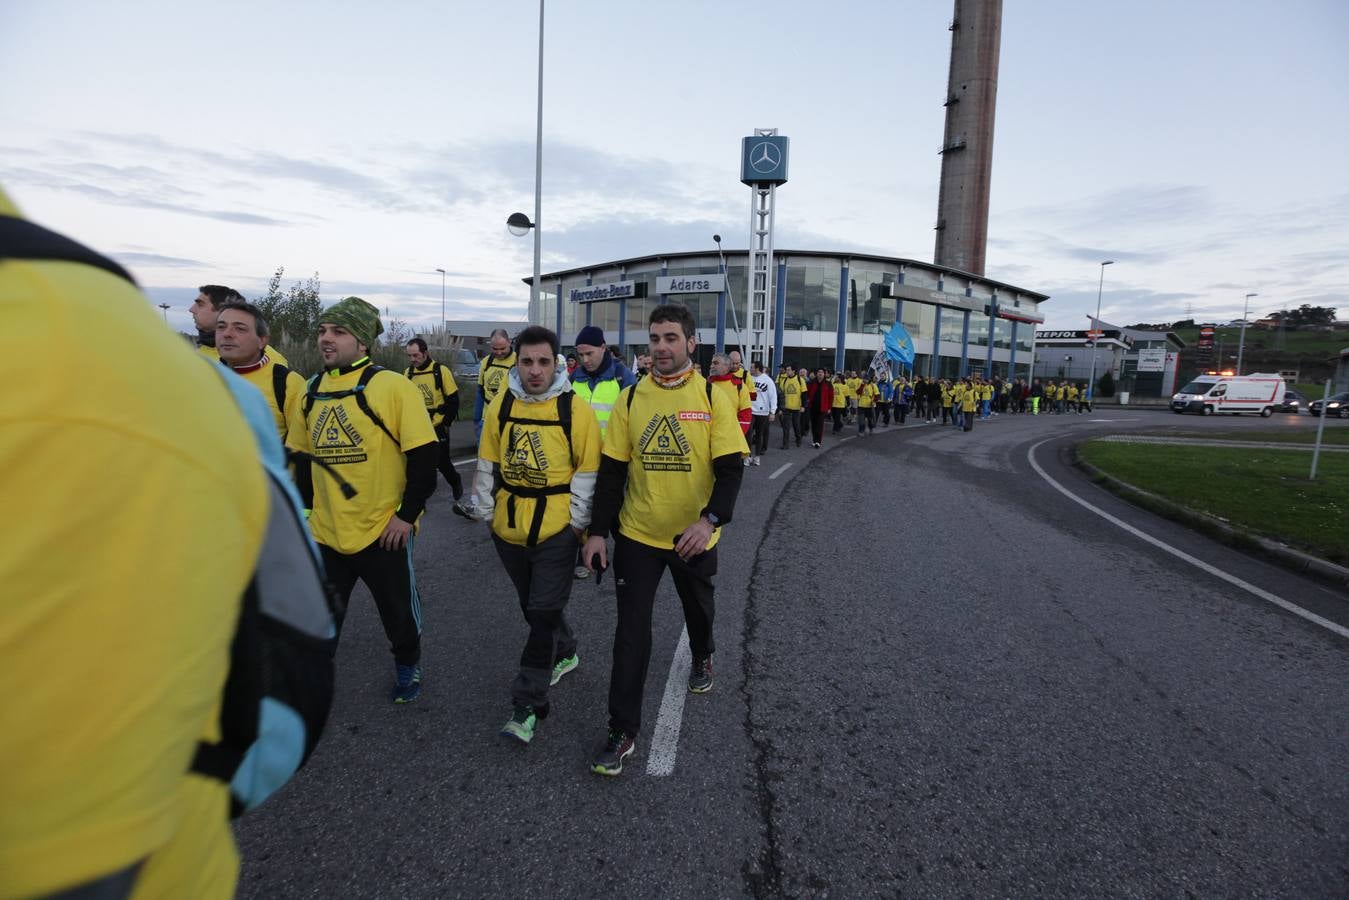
[288,296,438,705]
[708,351,753,437]
[776,364,806,448]
[189,284,288,366]
[856,374,879,435]
[475,327,516,441]
[405,336,470,517]
[582,304,748,776]
[215,302,307,444]
[1,190,266,899]
[472,326,601,745]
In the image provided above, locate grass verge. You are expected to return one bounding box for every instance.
[1078,442,1349,565]
[1161,428,1349,446]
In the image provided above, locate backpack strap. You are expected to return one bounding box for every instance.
[431,363,446,403]
[0,214,137,285]
[302,365,398,447]
[271,363,291,417]
[493,389,576,547]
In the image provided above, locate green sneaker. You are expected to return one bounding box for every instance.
[500,704,537,744]
[550,653,579,686]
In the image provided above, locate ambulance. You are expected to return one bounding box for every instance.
[1170,372,1285,416]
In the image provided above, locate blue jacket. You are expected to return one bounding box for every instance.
[571,353,636,392]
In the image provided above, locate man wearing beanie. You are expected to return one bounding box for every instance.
[569,324,635,579]
[288,296,438,704]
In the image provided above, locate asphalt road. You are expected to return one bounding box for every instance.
[235,407,1348,898]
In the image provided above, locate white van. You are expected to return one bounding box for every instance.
[1170,373,1285,417]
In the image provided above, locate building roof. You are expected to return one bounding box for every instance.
[525,249,1051,302]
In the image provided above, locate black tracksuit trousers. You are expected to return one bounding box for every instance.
[607,533,717,736]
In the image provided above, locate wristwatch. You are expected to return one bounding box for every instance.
[703,512,721,527]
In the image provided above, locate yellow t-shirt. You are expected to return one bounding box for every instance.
[831,384,848,409]
[1067,385,1080,400]
[710,375,752,422]
[603,373,749,551]
[234,355,306,443]
[406,360,459,428]
[1,199,266,900]
[480,388,601,546]
[289,362,437,554]
[857,383,878,408]
[479,352,516,407]
[980,384,993,401]
[961,388,978,412]
[778,375,805,411]
[846,377,861,397]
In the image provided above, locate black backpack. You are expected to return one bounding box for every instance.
[302,365,398,446]
[493,390,574,546]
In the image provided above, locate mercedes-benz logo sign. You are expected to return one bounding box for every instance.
[749,141,781,174]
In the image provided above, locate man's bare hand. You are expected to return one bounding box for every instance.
[674,517,714,561]
[379,515,414,551]
[583,534,607,572]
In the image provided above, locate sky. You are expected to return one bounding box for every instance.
[3,0,1347,335]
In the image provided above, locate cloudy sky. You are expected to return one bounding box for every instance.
[3,0,1346,334]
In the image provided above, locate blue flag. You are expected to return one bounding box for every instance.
[884,322,915,366]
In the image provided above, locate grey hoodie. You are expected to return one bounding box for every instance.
[471,365,595,533]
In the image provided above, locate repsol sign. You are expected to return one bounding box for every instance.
[656,274,726,294]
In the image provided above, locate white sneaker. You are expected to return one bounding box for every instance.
[574,565,590,580]
[743,457,752,467]
[752,456,762,466]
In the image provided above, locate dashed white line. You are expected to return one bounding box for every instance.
[646,626,692,776]
[1027,438,1349,640]
[768,462,793,480]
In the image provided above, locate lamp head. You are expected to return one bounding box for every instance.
[436,267,446,275]
[713,234,722,245]
[507,212,534,237]
[1101,260,1115,267]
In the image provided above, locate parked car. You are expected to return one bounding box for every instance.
[1276,389,1308,413]
[449,347,479,388]
[1308,391,1349,418]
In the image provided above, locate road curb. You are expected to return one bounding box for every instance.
[1070,445,1349,595]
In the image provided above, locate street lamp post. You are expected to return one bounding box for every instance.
[157,303,171,324]
[1085,260,1114,401]
[507,0,546,323]
[1236,292,1258,375]
[435,268,447,348]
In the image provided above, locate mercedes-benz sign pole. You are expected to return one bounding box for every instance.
[741,129,789,370]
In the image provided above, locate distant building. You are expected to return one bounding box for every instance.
[1033,322,1185,397]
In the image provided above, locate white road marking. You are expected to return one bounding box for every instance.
[646,625,692,777]
[1027,438,1349,640]
[453,456,476,468]
[768,463,793,480]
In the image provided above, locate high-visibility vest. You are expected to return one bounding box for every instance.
[572,377,623,435]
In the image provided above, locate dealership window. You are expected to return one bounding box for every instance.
[782,264,839,332]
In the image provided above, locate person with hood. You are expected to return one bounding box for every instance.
[472,326,600,745]
[570,325,636,578]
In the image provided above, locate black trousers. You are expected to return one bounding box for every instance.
[897,401,909,424]
[321,538,422,667]
[780,409,801,447]
[608,533,717,736]
[493,529,579,711]
[750,414,771,455]
[434,424,464,500]
[877,401,891,425]
[808,409,826,444]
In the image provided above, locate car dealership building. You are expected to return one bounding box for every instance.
[526,250,1048,377]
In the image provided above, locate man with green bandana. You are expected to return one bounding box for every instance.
[288,296,438,704]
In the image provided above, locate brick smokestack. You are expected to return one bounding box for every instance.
[933,0,1002,276]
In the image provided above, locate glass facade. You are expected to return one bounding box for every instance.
[529,252,1046,370]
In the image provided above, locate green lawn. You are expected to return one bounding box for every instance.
[1163,428,1349,446]
[1079,442,1349,564]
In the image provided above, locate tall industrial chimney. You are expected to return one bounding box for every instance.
[933,0,1002,276]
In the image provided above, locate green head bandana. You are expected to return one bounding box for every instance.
[320,296,383,349]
